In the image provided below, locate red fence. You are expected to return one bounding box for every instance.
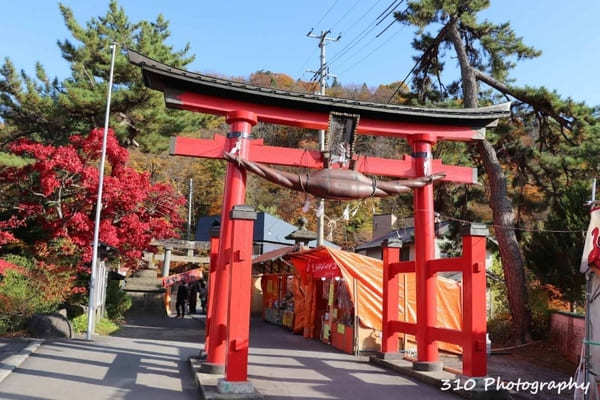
[381,224,488,377]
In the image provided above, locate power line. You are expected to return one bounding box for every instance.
[375,0,403,26]
[309,0,403,82]
[308,22,379,82]
[338,26,402,75]
[329,0,362,32]
[297,46,319,79]
[318,11,402,80]
[375,18,397,38]
[386,44,431,103]
[386,21,451,103]
[439,213,586,234]
[313,0,341,30]
[375,0,400,21]
[338,0,388,40]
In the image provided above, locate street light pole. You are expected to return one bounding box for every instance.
[86,43,117,341]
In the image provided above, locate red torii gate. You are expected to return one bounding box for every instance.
[128,50,509,391]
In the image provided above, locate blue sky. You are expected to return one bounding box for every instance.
[2,1,599,105]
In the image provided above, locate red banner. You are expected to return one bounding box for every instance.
[162,268,203,288]
[581,207,600,273]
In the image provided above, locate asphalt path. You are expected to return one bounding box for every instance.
[0,313,454,400]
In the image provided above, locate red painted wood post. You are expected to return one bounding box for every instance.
[461,223,489,377]
[205,110,257,373]
[203,222,220,357]
[411,134,440,370]
[382,238,402,355]
[280,275,287,303]
[224,205,257,382]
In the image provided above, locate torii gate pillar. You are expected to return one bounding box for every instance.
[203,110,257,372]
[411,134,440,369]
[202,221,220,358]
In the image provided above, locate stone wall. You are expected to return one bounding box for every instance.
[550,311,584,364]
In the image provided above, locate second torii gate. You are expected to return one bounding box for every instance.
[128,50,509,392]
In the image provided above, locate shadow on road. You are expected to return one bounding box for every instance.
[0,312,206,400]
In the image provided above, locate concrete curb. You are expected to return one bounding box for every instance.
[188,357,263,400]
[0,339,44,384]
[369,356,510,400]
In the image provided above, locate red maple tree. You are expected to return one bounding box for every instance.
[0,128,185,292]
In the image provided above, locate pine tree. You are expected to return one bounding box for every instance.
[392,0,600,342]
[525,182,589,308]
[0,1,217,152]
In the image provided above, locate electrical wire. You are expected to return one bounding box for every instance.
[375,0,400,21]
[375,0,403,26]
[307,22,380,83]
[386,44,431,103]
[297,0,343,80]
[314,0,341,30]
[329,0,363,32]
[338,0,388,41]
[375,18,397,38]
[309,0,403,83]
[338,26,402,75]
[297,46,319,79]
[438,213,586,234]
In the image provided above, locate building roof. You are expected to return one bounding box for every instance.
[252,245,299,265]
[355,221,451,251]
[128,50,510,130]
[195,212,338,249]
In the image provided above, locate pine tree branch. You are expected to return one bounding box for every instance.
[471,68,575,135]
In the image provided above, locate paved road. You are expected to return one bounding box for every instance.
[0,313,453,400]
[247,320,453,400]
[0,314,202,400]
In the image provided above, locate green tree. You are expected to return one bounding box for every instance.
[394,0,599,343]
[525,183,589,308]
[0,1,217,152]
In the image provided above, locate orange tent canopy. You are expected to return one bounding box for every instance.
[287,246,462,353]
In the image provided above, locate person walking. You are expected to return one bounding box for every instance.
[176,283,188,318]
[189,281,198,314]
[199,280,208,314]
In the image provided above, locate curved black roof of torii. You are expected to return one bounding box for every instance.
[128,50,510,130]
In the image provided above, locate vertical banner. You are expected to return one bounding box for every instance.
[580,207,600,273]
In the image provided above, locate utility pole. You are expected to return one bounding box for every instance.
[306,29,341,246]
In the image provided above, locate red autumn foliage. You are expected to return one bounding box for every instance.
[0,128,185,289]
[0,259,22,275]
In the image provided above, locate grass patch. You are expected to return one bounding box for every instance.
[71,314,120,336]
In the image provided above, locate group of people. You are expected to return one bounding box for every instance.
[175,279,207,318]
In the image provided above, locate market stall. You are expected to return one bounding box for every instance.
[253,245,464,355]
[252,246,298,330]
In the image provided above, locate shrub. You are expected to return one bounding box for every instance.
[105,280,132,321]
[487,314,513,345]
[528,283,551,340]
[0,256,71,334]
[71,314,119,336]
